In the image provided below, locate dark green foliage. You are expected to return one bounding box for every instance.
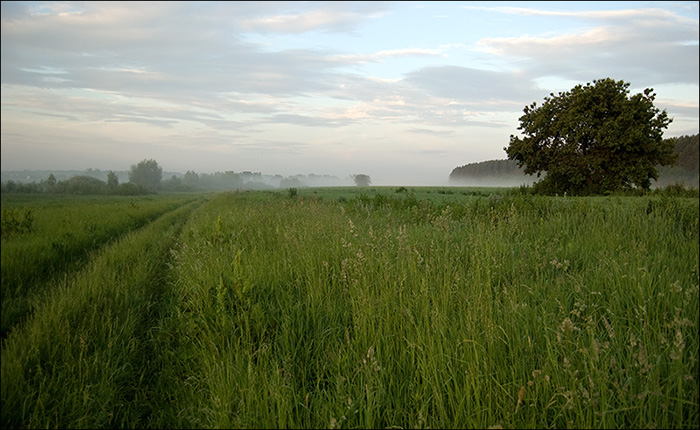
[45,173,57,190]
[182,170,200,188]
[655,134,699,188]
[654,182,699,198]
[671,134,700,171]
[1,175,149,195]
[449,159,527,182]
[505,78,676,195]
[450,134,698,189]
[54,175,107,194]
[160,175,192,192]
[129,158,163,191]
[1,180,40,193]
[1,208,34,236]
[107,171,119,188]
[112,182,150,195]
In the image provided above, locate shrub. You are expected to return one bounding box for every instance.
[1,208,35,236]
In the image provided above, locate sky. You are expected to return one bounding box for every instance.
[1,1,698,186]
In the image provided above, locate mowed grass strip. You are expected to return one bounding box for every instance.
[1,194,200,337]
[0,197,205,429]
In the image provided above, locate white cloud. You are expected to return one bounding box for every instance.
[476,5,699,86]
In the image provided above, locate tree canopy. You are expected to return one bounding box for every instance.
[107,171,119,188]
[129,159,162,191]
[505,78,676,195]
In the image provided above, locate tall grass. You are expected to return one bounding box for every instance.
[1,190,696,428]
[148,191,698,428]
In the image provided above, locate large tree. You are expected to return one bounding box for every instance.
[505,78,676,195]
[129,159,162,191]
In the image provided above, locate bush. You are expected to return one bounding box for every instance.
[1,208,35,236]
[656,182,699,198]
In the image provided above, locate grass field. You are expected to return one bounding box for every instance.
[1,188,698,428]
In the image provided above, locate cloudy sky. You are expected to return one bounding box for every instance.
[2,1,698,185]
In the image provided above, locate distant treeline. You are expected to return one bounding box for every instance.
[1,174,150,195]
[174,171,350,191]
[0,170,351,195]
[450,134,699,188]
[655,134,699,187]
[449,159,531,186]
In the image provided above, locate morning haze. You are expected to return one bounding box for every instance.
[1,1,698,185]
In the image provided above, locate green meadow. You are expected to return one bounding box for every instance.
[1,188,698,429]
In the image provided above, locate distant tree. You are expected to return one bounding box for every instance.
[161,175,183,191]
[669,134,699,172]
[182,170,199,188]
[352,174,372,187]
[112,182,148,195]
[128,159,162,192]
[40,173,57,192]
[654,133,699,188]
[2,180,18,193]
[280,177,306,188]
[56,175,107,194]
[107,171,119,188]
[505,78,676,195]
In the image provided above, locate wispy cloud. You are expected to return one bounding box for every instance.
[332,47,447,64]
[475,5,699,85]
[238,3,388,34]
